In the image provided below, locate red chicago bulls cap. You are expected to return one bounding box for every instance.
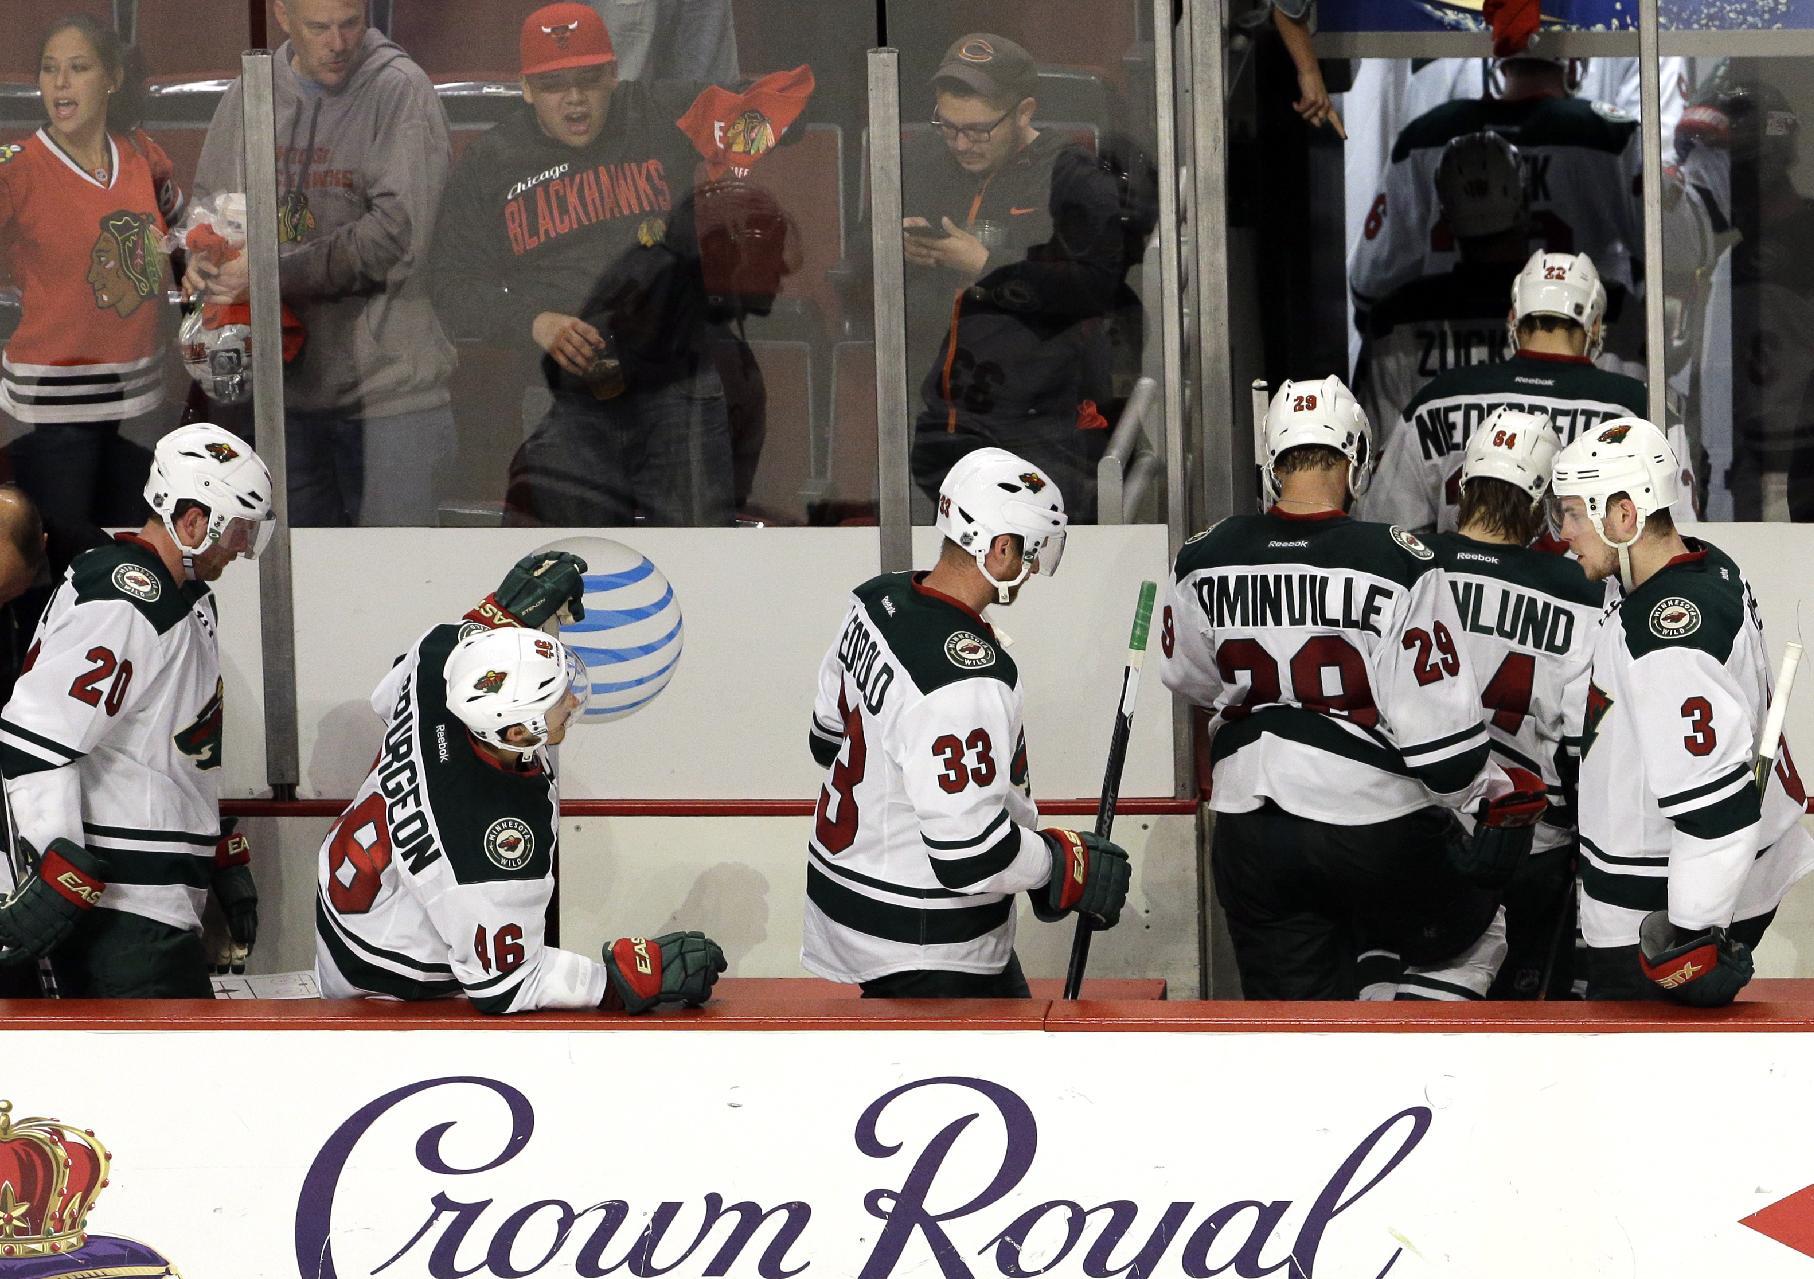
[933,33,1038,104]
[521,2,616,76]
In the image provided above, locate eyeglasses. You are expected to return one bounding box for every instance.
[526,66,613,94]
[929,105,1015,144]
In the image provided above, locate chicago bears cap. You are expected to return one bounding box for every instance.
[933,34,1038,104]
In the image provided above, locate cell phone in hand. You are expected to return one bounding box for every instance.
[903,220,945,239]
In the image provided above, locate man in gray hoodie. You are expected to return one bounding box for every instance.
[185,0,456,527]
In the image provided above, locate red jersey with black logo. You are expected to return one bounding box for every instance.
[0,128,183,423]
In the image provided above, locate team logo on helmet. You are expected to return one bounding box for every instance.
[110,562,162,603]
[1389,525,1434,561]
[1598,424,1633,444]
[959,38,995,62]
[484,817,536,871]
[1649,596,1702,640]
[473,669,508,694]
[1018,471,1047,494]
[541,19,581,46]
[944,631,996,670]
[725,110,777,160]
[205,441,241,462]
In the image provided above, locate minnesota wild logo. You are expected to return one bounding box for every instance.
[174,679,225,770]
[1019,472,1047,493]
[1597,424,1632,444]
[205,441,240,462]
[472,670,508,694]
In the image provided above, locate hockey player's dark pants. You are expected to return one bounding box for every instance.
[1583,909,1775,1001]
[859,952,1031,999]
[1489,844,1576,999]
[51,908,213,998]
[1212,802,1498,1000]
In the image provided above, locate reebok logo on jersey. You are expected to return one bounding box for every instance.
[944,631,996,670]
[111,563,161,603]
[1649,596,1701,639]
[484,817,535,871]
[1267,540,1309,548]
[1454,551,1499,564]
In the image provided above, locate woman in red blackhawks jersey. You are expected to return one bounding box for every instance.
[0,16,185,529]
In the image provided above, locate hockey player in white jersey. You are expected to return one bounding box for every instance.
[803,447,1131,997]
[1360,250,1693,535]
[1158,377,1547,1000]
[1552,418,1814,1004]
[1353,131,1530,444]
[1349,55,1642,347]
[317,566,727,1015]
[1429,410,1605,997]
[0,424,271,997]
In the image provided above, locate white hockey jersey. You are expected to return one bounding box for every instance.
[1158,511,1501,824]
[1575,539,1814,947]
[1353,260,1519,449]
[1429,533,1606,854]
[803,572,1052,984]
[1349,95,1643,312]
[1357,351,1694,535]
[315,620,610,1013]
[0,537,223,933]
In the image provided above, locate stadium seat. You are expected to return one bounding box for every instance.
[392,0,539,84]
[825,339,878,522]
[135,0,256,83]
[733,337,817,524]
[747,123,844,338]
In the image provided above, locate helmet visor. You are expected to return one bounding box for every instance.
[562,645,592,719]
[216,513,275,561]
[1031,527,1066,577]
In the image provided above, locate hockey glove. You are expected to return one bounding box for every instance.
[209,823,257,973]
[601,931,727,1014]
[0,839,108,966]
[486,551,589,631]
[1638,910,1755,1008]
[1038,828,1131,930]
[1451,767,1548,887]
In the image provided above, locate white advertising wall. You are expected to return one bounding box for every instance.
[4,1028,1814,1277]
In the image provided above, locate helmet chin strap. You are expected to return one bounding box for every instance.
[974,546,1033,606]
[160,514,207,583]
[1591,507,1646,592]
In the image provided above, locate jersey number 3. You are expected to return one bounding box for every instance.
[813,689,867,854]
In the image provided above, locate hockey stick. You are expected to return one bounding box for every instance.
[1063,580,1157,1001]
[1251,379,1270,512]
[1755,640,1804,794]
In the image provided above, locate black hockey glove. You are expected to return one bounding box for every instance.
[1451,766,1548,887]
[0,839,108,966]
[1037,828,1131,929]
[1638,910,1755,1008]
[601,931,727,1014]
[488,551,589,630]
[209,822,257,973]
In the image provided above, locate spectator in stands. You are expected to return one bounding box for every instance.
[186,0,456,527]
[901,34,1132,524]
[589,0,738,82]
[428,3,812,526]
[1270,0,1345,138]
[0,16,184,530]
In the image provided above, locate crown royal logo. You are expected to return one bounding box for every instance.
[0,1099,110,1258]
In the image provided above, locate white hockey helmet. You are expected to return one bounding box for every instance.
[1550,416,1681,586]
[1462,407,1561,504]
[1261,375,1372,502]
[1436,131,1527,240]
[1509,250,1607,360]
[444,626,589,758]
[144,424,275,568]
[935,447,1068,605]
